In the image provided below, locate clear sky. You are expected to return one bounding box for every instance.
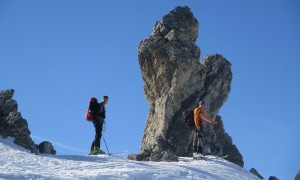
[1,1,299,179]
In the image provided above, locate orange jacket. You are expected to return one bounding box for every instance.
[194,106,215,127]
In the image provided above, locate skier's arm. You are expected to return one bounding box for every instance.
[201,113,217,125]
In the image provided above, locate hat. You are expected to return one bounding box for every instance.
[199,101,205,106]
[103,96,109,99]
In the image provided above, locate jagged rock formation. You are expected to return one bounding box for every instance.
[295,170,300,180]
[250,168,264,179]
[0,89,56,155]
[129,6,243,167]
[38,141,56,154]
[0,89,38,153]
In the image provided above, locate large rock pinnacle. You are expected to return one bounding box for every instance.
[129,6,243,167]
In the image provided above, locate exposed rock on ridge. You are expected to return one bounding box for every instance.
[0,89,57,154]
[38,141,56,155]
[295,170,300,180]
[129,6,243,167]
[0,89,38,153]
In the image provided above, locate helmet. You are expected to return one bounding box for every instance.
[199,101,205,106]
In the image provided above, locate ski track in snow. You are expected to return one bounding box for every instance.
[0,137,260,180]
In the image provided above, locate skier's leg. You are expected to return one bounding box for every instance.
[94,122,101,148]
[197,132,203,154]
[193,129,199,153]
[90,121,98,154]
[197,125,204,154]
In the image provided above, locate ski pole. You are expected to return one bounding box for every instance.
[102,136,110,155]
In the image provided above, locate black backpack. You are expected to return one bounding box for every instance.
[183,110,195,128]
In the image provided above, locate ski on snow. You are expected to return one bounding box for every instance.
[179,155,228,162]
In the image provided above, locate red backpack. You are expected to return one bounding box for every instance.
[85,97,98,121]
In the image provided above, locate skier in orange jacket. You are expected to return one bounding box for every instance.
[193,100,217,158]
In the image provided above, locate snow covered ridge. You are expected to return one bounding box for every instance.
[0,137,260,180]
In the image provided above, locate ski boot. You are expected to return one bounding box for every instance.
[193,152,206,160]
[89,147,105,155]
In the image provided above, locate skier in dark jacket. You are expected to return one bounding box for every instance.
[90,96,108,155]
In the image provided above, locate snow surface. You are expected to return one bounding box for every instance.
[0,137,260,180]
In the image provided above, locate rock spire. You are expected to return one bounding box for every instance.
[129,6,243,167]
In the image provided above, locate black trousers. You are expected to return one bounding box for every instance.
[91,120,104,149]
[193,124,204,153]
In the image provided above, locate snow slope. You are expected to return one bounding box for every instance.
[0,137,260,180]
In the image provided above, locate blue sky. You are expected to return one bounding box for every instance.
[1,1,299,179]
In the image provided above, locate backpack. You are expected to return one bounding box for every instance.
[183,110,195,128]
[85,97,98,122]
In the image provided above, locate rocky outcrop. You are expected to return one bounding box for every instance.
[295,170,300,180]
[38,141,56,154]
[0,89,38,153]
[209,116,243,166]
[269,176,279,180]
[129,6,243,166]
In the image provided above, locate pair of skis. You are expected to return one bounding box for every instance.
[192,155,228,160]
